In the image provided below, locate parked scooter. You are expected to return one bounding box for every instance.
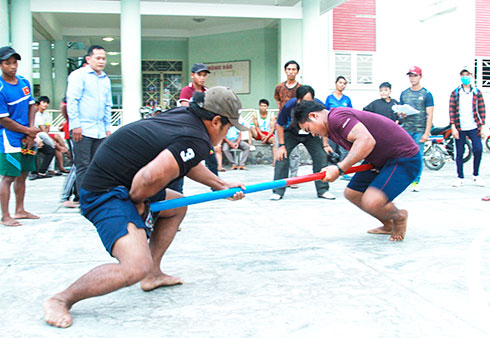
[423,125,472,170]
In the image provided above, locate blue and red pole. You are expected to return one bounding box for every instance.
[150,164,374,212]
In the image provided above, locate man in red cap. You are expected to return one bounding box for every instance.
[398,66,434,192]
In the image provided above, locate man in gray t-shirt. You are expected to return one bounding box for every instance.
[398,66,434,191]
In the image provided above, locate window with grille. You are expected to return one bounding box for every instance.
[142,60,183,109]
[473,58,490,88]
[357,54,373,84]
[335,53,352,82]
[334,52,373,85]
[481,59,490,88]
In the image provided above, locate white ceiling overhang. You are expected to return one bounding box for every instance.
[31,0,303,40]
[31,0,302,19]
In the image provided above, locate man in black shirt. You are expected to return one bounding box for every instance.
[363,82,399,122]
[43,87,247,328]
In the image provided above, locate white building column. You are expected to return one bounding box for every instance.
[10,0,32,84]
[120,0,142,124]
[301,0,329,94]
[54,40,67,107]
[278,19,303,84]
[0,0,9,46]
[39,40,54,100]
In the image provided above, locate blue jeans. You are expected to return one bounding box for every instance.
[407,132,424,184]
[455,128,482,178]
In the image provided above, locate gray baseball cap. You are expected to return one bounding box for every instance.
[191,63,210,74]
[0,46,21,61]
[203,86,247,131]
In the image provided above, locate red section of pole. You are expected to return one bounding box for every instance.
[344,163,374,174]
[284,163,374,186]
[286,172,325,185]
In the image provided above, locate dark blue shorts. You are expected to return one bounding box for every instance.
[347,153,421,201]
[79,186,166,255]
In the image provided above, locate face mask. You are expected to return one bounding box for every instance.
[461,76,472,85]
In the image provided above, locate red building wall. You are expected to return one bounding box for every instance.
[333,0,376,52]
[476,0,490,56]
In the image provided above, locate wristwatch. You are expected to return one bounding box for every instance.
[278,143,286,147]
[335,163,344,175]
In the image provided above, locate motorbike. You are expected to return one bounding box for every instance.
[423,125,472,170]
[139,106,162,119]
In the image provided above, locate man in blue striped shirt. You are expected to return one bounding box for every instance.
[0,46,41,226]
[67,45,112,193]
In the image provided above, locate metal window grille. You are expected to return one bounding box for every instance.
[481,59,490,87]
[335,53,352,83]
[335,52,373,85]
[357,54,373,84]
[142,60,183,72]
[142,60,183,109]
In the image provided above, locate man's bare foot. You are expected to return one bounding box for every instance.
[61,201,79,208]
[367,221,393,235]
[43,296,73,328]
[390,209,408,241]
[367,225,392,234]
[1,217,22,227]
[140,272,183,292]
[13,211,40,219]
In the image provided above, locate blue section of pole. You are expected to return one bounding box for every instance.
[150,179,287,212]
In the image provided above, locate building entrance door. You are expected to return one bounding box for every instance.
[142,60,183,110]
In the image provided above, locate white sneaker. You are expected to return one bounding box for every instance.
[473,176,485,187]
[319,191,336,200]
[270,193,282,201]
[452,178,464,187]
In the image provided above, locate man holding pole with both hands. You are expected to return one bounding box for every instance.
[293,100,422,242]
[43,87,246,328]
[153,99,424,242]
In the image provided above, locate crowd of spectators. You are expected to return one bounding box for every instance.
[1,45,489,228]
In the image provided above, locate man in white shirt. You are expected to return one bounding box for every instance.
[35,96,69,174]
[449,67,486,187]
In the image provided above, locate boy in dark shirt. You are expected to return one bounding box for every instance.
[363,82,399,122]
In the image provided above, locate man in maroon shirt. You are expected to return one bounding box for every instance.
[294,100,421,242]
[177,63,218,188]
[178,63,210,106]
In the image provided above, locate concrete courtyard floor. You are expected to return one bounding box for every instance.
[2,152,490,338]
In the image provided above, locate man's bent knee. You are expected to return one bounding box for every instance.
[111,223,152,285]
[122,257,152,286]
[156,204,187,220]
[344,188,361,203]
[360,188,388,213]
